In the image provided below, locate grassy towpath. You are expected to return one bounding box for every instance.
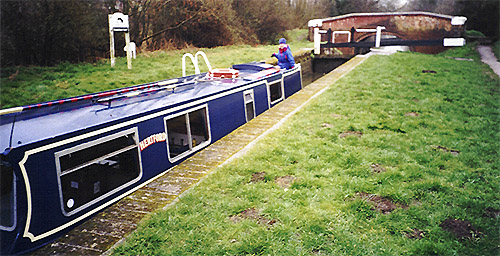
[112,46,499,255]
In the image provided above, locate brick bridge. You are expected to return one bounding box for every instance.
[308,12,467,57]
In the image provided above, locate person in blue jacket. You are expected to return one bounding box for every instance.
[271,38,295,70]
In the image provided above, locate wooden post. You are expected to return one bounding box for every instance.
[125,32,132,69]
[108,14,115,67]
[326,28,333,44]
[109,13,131,69]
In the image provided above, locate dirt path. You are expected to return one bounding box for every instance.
[477,45,500,77]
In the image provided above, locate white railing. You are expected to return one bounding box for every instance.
[313,26,386,54]
[332,31,351,43]
[182,51,212,77]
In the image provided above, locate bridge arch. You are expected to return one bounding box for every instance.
[355,31,404,43]
[355,31,408,54]
[309,12,467,56]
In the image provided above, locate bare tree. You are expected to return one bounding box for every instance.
[405,0,460,15]
[1,0,110,66]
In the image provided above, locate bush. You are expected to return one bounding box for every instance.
[494,41,500,60]
[1,0,332,66]
[465,30,486,38]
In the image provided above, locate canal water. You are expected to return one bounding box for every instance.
[301,56,349,86]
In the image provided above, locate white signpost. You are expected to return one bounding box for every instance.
[108,13,132,69]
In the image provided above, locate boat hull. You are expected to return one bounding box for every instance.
[0,63,302,255]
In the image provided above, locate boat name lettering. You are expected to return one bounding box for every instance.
[139,132,166,151]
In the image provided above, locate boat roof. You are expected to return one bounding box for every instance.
[0,62,280,152]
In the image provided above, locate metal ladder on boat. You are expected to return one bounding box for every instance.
[182,51,212,77]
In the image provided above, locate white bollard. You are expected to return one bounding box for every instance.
[124,42,136,59]
[314,28,321,55]
[375,26,386,48]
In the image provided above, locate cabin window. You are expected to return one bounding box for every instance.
[166,114,189,158]
[165,105,210,162]
[243,90,255,122]
[55,128,142,215]
[268,80,283,104]
[0,155,15,230]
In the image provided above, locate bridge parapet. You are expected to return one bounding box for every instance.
[309,12,467,56]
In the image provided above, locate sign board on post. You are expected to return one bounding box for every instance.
[108,12,132,69]
[109,12,129,32]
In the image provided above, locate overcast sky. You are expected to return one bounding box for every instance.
[380,0,408,9]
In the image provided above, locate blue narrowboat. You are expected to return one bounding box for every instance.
[0,58,302,255]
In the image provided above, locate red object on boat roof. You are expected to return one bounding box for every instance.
[208,68,239,78]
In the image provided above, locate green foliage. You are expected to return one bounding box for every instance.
[438,42,480,61]
[112,46,500,254]
[465,30,486,38]
[494,41,500,60]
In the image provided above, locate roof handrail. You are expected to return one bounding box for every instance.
[195,51,212,72]
[182,53,199,77]
[182,51,212,77]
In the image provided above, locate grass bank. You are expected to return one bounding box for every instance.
[112,46,499,255]
[494,41,500,60]
[0,29,311,109]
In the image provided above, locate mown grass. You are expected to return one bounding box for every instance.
[112,45,499,255]
[0,29,311,109]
